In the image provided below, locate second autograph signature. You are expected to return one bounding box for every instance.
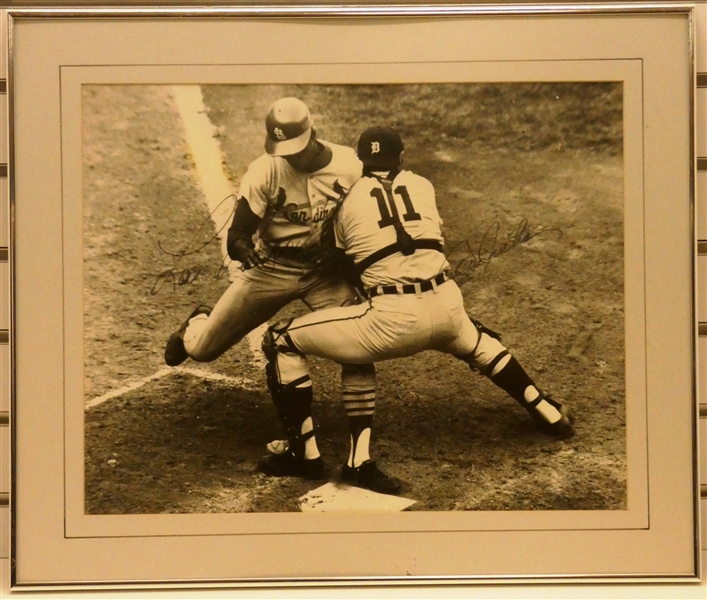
[446,218,563,284]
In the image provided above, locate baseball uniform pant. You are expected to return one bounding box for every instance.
[182,259,375,399]
[184,261,358,362]
[272,278,499,386]
[266,274,570,457]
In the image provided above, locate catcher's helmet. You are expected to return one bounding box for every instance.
[357,126,404,169]
[264,97,314,156]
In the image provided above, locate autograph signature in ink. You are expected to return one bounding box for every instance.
[150,195,236,296]
[446,218,563,284]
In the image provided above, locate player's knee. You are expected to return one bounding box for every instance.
[262,319,307,389]
[459,331,508,373]
[262,319,295,359]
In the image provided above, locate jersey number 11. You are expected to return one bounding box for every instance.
[371,185,421,230]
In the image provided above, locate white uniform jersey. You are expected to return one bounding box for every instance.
[238,141,362,250]
[335,170,450,289]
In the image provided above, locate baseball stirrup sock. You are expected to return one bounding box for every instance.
[344,389,375,467]
[489,356,562,424]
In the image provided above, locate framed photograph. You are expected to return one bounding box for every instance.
[6,1,702,590]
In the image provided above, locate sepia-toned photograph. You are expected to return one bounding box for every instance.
[81,82,626,514]
[8,1,702,587]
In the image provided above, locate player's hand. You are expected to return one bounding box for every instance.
[227,237,262,270]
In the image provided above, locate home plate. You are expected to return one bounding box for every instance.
[298,483,416,512]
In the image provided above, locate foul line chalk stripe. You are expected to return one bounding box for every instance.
[171,86,235,259]
[85,367,256,410]
[85,367,175,409]
[171,85,267,368]
[177,366,256,388]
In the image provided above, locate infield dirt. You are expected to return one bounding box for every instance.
[83,83,625,513]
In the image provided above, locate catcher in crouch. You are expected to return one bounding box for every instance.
[259,126,574,495]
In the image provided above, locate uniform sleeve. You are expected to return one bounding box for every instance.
[428,179,443,229]
[344,150,363,190]
[237,157,274,218]
[334,200,348,249]
[329,144,363,193]
[413,173,443,229]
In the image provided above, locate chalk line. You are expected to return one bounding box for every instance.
[85,366,257,410]
[171,85,267,369]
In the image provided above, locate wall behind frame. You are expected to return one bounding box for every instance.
[0,1,705,597]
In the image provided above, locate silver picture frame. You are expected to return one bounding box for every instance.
[3,1,702,592]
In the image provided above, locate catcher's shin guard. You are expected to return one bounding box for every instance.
[265,368,313,455]
[457,319,573,439]
[488,355,574,439]
[259,376,325,478]
[258,322,325,479]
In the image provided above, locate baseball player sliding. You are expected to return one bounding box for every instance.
[261,126,573,495]
[164,98,387,490]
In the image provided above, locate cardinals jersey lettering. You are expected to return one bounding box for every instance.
[335,170,449,289]
[238,141,362,249]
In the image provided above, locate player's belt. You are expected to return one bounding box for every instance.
[366,272,449,299]
[263,244,328,262]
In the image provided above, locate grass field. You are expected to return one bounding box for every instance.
[83,82,625,513]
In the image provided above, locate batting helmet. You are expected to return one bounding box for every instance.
[264,97,314,156]
[357,126,404,169]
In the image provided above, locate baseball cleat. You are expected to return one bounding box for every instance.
[340,460,402,496]
[257,452,326,480]
[164,304,212,367]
